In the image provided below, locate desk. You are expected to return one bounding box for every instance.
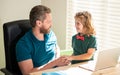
[29,63,120,75]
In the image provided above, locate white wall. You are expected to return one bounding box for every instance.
[0,0,67,74]
[41,0,67,50]
[0,0,41,75]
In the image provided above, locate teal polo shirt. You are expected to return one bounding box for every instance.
[16,29,57,67]
[72,33,97,64]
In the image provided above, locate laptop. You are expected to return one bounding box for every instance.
[79,48,120,72]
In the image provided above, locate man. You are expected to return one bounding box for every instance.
[16,5,69,75]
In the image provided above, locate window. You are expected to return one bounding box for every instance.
[66,0,120,50]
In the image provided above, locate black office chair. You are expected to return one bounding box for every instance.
[0,20,31,75]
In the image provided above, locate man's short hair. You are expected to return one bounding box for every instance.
[29,5,51,27]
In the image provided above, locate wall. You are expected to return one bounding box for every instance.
[0,0,41,75]
[41,0,67,50]
[0,0,67,74]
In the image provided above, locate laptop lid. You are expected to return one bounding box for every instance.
[95,48,120,71]
[79,47,120,71]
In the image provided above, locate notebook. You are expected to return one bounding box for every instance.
[42,67,92,75]
[79,48,120,72]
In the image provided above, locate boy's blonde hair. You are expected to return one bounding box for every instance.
[74,11,96,35]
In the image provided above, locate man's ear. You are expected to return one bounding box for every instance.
[36,20,42,27]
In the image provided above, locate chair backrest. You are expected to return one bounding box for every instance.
[3,20,31,75]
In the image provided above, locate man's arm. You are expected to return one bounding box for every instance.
[18,59,37,75]
[18,56,70,75]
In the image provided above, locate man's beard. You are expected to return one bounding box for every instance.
[40,27,50,34]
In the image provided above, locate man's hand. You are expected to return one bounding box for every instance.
[55,56,70,67]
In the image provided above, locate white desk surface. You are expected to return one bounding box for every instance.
[30,62,120,75]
